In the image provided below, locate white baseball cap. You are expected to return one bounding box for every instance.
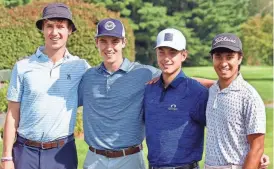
[155,28,186,51]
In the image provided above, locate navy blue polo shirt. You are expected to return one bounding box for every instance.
[144,71,208,167]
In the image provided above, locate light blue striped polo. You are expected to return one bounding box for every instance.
[7,46,90,142]
[78,58,161,150]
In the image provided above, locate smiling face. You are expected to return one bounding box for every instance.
[156,47,187,75]
[212,48,242,83]
[96,36,126,65]
[42,19,72,52]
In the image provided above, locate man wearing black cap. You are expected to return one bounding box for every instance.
[2,3,89,169]
[204,33,266,169]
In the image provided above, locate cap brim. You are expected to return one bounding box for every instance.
[154,41,184,51]
[36,17,77,32]
[95,33,124,38]
[210,45,241,53]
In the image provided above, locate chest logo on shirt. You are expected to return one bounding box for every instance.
[168,104,177,111]
[67,74,71,80]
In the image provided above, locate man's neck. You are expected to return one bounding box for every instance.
[218,73,239,90]
[103,58,124,73]
[43,46,66,64]
[162,68,182,88]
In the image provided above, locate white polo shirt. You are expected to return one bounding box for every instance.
[205,73,265,166]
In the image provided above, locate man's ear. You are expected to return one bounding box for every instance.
[95,38,99,48]
[238,54,243,65]
[181,50,188,62]
[122,38,127,48]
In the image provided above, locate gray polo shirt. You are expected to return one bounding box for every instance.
[78,58,161,150]
[205,73,266,166]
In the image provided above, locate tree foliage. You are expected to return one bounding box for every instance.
[0,0,135,69]
[240,14,273,65]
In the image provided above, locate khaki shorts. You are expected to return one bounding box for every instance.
[204,164,242,169]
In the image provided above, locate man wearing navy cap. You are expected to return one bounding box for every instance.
[2,3,89,169]
[78,18,161,169]
[204,33,266,169]
[144,28,208,169]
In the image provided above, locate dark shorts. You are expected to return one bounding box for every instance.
[12,134,78,169]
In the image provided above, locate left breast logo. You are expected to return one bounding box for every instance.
[67,74,71,80]
[168,104,177,111]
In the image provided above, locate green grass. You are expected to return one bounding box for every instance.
[183,66,273,103]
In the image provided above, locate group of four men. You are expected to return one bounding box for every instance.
[1,2,269,169]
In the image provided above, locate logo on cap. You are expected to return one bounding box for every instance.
[164,33,173,41]
[213,36,236,46]
[104,21,116,30]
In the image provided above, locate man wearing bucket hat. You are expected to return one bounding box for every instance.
[204,33,266,169]
[2,3,89,169]
[143,28,208,169]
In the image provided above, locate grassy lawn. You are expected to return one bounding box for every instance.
[183,66,273,103]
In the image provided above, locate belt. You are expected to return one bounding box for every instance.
[89,144,142,158]
[149,162,198,169]
[16,134,74,149]
[204,164,242,169]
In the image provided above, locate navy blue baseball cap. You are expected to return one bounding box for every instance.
[210,33,242,53]
[36,3,77,32]
[95,18,125,38]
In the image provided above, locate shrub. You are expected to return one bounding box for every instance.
[0,83,8,113]
[0,0,135,69]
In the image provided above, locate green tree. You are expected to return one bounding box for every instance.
[240,14,273,65]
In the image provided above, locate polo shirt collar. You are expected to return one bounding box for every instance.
[97,58,131,74]
[215,73,243,93]
[35,46,71,60]
[159,71,186,89]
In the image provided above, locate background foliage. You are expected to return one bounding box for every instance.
[84,0,273,66]
[0,0,135,69]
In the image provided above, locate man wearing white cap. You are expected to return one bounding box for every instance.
[143,28,208,169]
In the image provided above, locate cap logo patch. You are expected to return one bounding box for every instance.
[104,21,116,30]
[214,36,236,46]
[164,33,173,41]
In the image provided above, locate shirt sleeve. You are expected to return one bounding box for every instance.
[190,89,208,126]
[245,93,266,135]
[7,63,23,102]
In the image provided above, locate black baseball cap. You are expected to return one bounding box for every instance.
[36,3,77,32]
[210,33,242,53]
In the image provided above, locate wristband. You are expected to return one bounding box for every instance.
[1,157,13,162]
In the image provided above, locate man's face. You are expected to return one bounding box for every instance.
[156,47,186,75]
[42,19,72,51]
[213,51,242,81]
[96,36,126,64]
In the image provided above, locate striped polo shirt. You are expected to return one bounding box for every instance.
[7,46,90,142]
[205,73,266,166]
[78,58,161,150]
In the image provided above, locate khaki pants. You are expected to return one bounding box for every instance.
[204,164,242,169]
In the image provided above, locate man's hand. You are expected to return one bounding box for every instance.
[260,154,270,169]
[1,161,15,169]
[146,77,160,84]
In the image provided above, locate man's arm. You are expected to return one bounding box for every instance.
[1,101,20,168]
[243,134,265,169]
[193,77,215,88]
